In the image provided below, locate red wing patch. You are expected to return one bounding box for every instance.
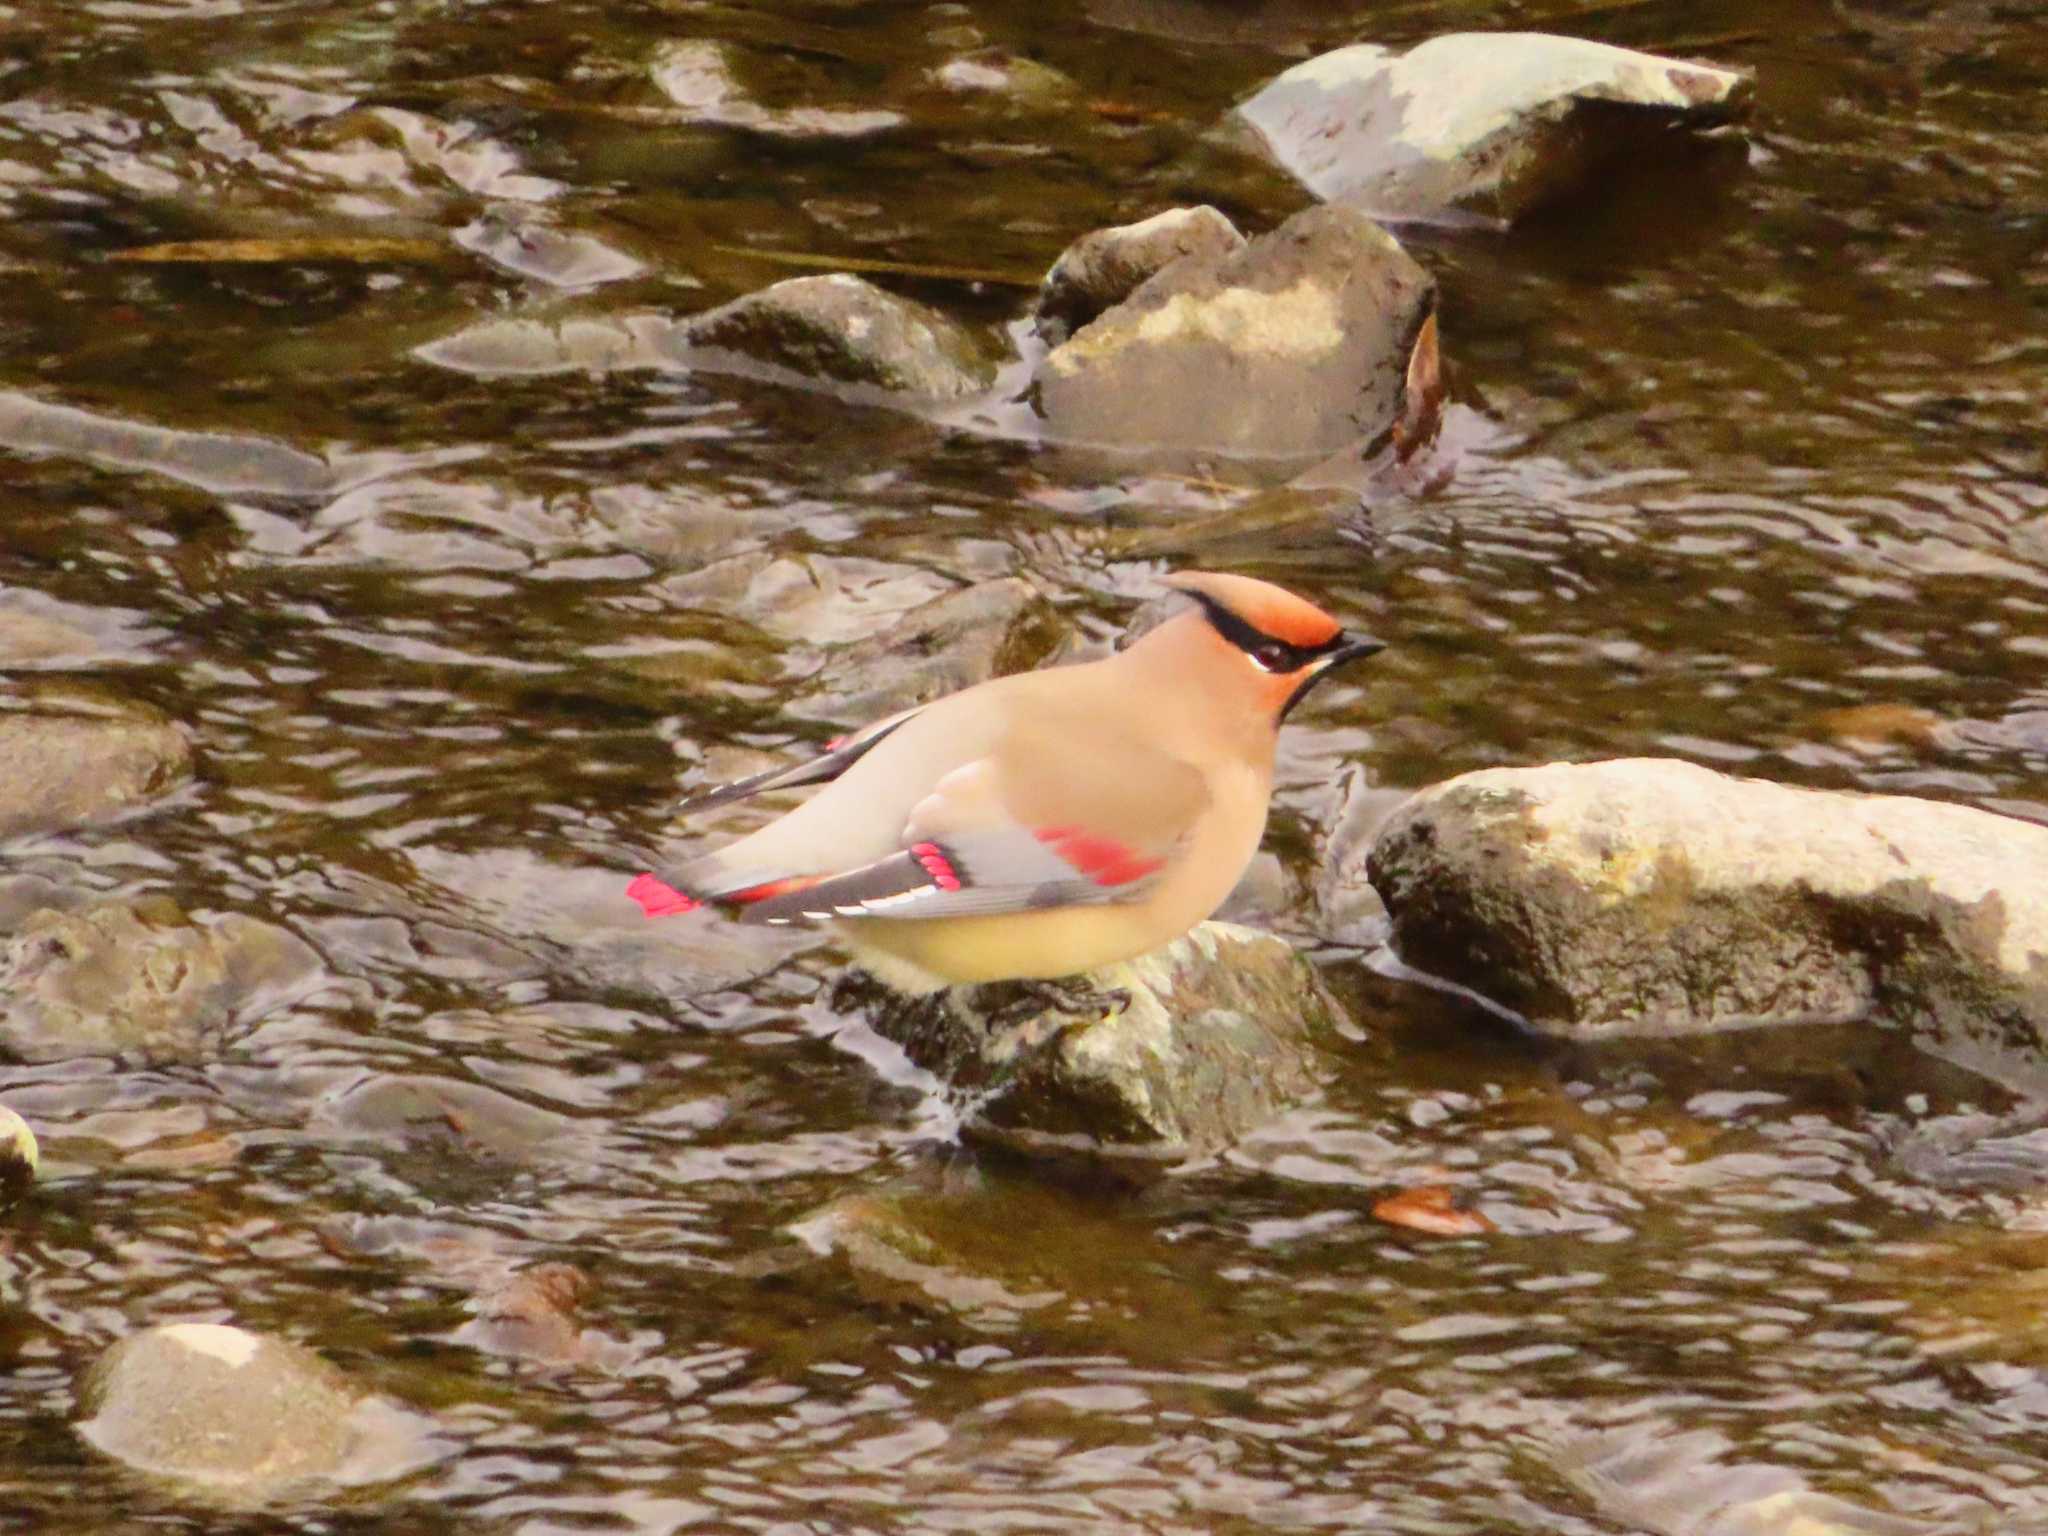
[727,874,827,906]
[1034,826,1166,888]
[627,873,699,918]
[908,841,964,892]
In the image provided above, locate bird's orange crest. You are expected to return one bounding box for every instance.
[1164,571,1341,649]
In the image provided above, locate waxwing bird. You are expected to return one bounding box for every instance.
[627,572,1384,996]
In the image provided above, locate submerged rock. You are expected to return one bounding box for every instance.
[453,208,644,289]
[1034,206,1246,346]
[863,920,1345,1162]
[1234,33,1753,226]
[1312,768,1413,943]
[420,276,994,403]
[1549,1416,1946,1536]
[310,1072,581,1164]
[787,1168,1223,1346]
[1033,204,1435,464]
[77,1324,363,1497]
[797,577,1067,724]
[0,712,191,840]
[0,591,158,669]
[791,1192,1063,1328]
[0,898,323,1064]
[0,605,102,668]
[1891,1107,2048,1194]
[677,274,996,402]
[0,390,340,498]
[652,39,904,140]
[413,313,683,376]
[1365,759,2048,1086]
[422,278,999,404]
[928,50,1077,111]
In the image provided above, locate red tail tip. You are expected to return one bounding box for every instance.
[627,872,699,918]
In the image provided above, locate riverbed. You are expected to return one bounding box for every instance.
[3,0,2047,1529]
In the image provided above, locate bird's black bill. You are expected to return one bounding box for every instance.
[1280,636,1386,720]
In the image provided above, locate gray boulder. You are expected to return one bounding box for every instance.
[1365,759,2048,1088]
[863,920,1346,1163]
[0,712,191,841]
[1033,204,1435,464]
[1034,206,1246,346]
[0,897,324,1064]
[77,1324,363,1497]
[675,274,995,401]
[1234,33,1753,226]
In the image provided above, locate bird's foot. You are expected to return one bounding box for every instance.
[829,968,898,1016]
[976,977,1130,1034]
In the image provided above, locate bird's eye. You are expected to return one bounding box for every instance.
[1250,641,1292,673]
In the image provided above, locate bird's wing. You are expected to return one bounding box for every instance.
[626,706,932,917]
[672,705,923,816]
[722,729,1211,926]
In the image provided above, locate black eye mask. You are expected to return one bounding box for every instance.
[1188,591,1351,672]
[1186,591,1386,719]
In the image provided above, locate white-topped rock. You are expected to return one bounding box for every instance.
[1234,32,1752,226]
[78,1324,360,1497]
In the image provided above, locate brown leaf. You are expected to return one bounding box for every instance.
[461,1262,607,1367]
[1088,99,1168,124]
[1373,1185,1493,1236]
[1391,311,1444,464]
[1815,702,1944,749]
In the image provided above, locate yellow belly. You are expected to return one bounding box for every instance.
[833,764,1268,990]
[835,903,1176,989]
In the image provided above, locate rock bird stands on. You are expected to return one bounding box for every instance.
[628,572,1383,1000]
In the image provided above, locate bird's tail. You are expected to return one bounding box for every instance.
[626,867,828,920]
[625,872,699,917]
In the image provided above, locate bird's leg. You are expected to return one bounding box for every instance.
[975,976,1131,1034]
[1038,975,1132,1024]
[828,970,870,1014]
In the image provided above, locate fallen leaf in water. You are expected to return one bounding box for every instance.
[1373,1186,1493,1236]
[110,238,456,266]
[1814,702,1945,749]
[459,1262,634,1370]
[1088,99,1168,124]
[1391,312,1443,464]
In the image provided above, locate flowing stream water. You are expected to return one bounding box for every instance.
[2,0,2047,1530]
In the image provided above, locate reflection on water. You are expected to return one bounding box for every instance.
[3,0,2048,1529]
